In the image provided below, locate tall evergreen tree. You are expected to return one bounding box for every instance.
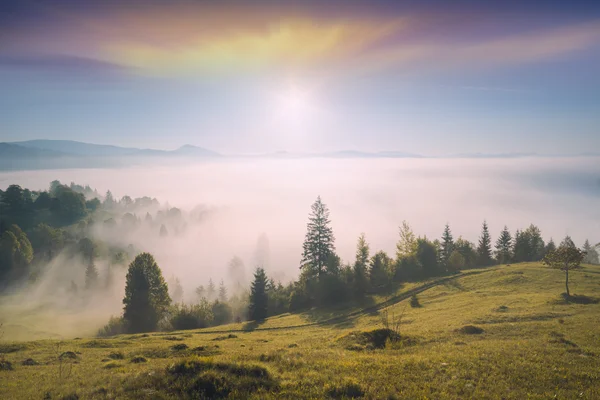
[495,226,512,264]
[195,285,206,300]
[207,278,216,301]
[301,196,335,277]
[369,251,391,290]
[582,239,599,264]
[353,233,370,298]
[248,267,268,321]
[219,279,228,302]
[123,253,171,333]
[560,235,576,249]
[85,261,99,290]
[544,238,556,257]
[512,229,531,262]
[440,224,454,269]
[524,224,545,261]
[477,221,494,266]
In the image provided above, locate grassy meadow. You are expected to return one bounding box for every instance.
[1,262,599,399]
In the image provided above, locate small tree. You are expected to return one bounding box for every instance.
[369,251,391,291]
[396,221,416,258]
[447,250,465,272]
[301,196,335,278]
[477,221,494,266]
[494,226,512,264]
[207,278,216,301]
[85,261,99,290]
[218,279,228,302]
[123,253,171,333]
[249,267,268,321]
[353,233,370,298]
[582,239,599,264]
[543,246,585,298]
[440,224,454,269]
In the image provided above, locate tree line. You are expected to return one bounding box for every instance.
[109,196,598,334]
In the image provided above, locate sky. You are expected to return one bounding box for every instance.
[1,0,599,155]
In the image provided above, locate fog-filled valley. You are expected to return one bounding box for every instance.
[0,157,598,341]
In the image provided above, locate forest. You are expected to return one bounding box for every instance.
[1,181,598,337]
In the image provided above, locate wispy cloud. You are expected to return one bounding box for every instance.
[2,2,599,78]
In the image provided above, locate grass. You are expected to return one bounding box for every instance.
[1,263,600,398]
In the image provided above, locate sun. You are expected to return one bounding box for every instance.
[274,84,313,123]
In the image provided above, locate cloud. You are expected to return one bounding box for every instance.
[2,2,599,78]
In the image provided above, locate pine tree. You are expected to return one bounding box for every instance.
[544,238,556,257]
[353,233,370,298]
[477,221,494,266]
[396,220,416,258]
[219,279,228,302]
[85,261,98,290]
[440,224,454,269]
[582,239,599,264]
[169,277,184,303]
[369,251,391,290]
[524,224,545,261]
[301,196,335,277]
[195,285,206,300]
[495,226,512,264]
[512,229,531,262]
[248,267,268,321]
[207,279,216,301]
[560,235,576,249]
[159,224,168,237]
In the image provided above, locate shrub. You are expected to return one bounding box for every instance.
[457,325,484,335]
[168,302,214,331]
[97,316,126,337]
[212,301,233,326]
[410,294,421,308]
[326,379,365,399]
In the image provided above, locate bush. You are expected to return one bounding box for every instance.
[457,325,484,335]
[168,302,214,331]
[212,301,233,326]
[410,294,421,308]
[326,379,365,399]
[97,316,126,337]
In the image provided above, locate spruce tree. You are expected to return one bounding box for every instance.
[544,238,556,257]
[582,239,599,264]
[560,235,576,249]
[495,226,512,264]
[524,224,545,261]
[512,229,531,262]
[248,267,268,321]
[301,196,335,277]
[123,253,171,333]
[85,261,99,290]
[353,233,370,298]
[195,285,206,300]
[219,279,228,302]
[207,278,216,301]
[369,251,391,290]
[477,221,494,266]
[440,224,454,269]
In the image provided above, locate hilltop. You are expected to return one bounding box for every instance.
[1,262,599,399]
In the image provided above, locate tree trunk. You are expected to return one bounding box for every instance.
[565,268,570,297]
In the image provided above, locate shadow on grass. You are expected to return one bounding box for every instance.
[562,293,599,304]
[242,320,265,332]
[301,296,379,329]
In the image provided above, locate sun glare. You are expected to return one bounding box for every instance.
[275,84,313,123]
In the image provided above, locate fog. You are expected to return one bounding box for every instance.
[1,157,599,340]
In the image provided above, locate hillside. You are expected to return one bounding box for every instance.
[1,262,599,399]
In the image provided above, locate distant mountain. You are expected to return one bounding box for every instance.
[323,150,423,158]
[172,144,221,157]
[10,140,221,158]
[0,142,68,158]
[13,140,140,157]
